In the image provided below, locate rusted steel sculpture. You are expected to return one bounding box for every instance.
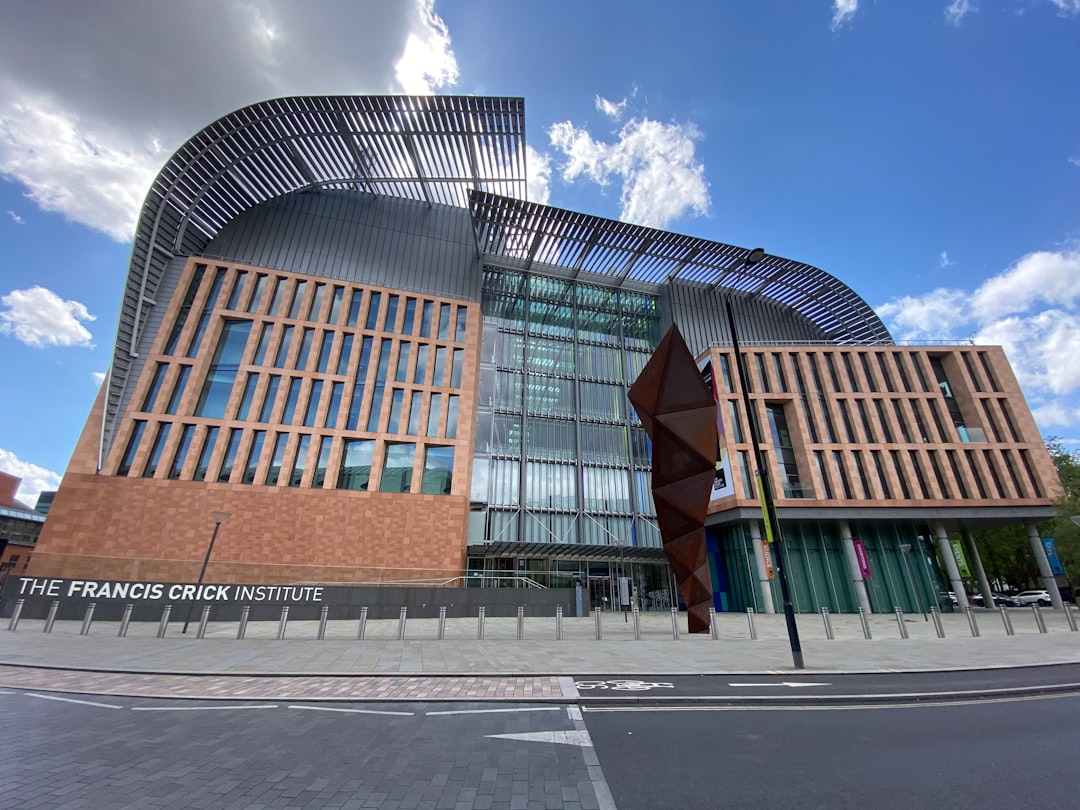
[628,325,717,633]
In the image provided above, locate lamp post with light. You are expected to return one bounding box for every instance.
[720,247,804,669]
[182,511,231,634]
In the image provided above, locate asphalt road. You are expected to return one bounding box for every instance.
[583,693,1080,809]
[572,661,1080,704]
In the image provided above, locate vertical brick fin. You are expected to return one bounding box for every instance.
[627,324,717,633]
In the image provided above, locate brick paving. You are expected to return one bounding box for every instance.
[0,664,570,701]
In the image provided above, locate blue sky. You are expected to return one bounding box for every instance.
[1,0,1078,505]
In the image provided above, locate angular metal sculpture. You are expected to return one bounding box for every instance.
[628,325,717,633]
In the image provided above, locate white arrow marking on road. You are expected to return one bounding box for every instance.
[486,730,594,748]
[727,682,832,688]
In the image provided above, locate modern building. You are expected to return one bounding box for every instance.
[23,95,1063,614]
[0,472,46,585]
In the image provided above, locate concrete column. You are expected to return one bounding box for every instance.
[839,521,873,614]
[962,529,996,609]
[1026,522,1065,610]
[749,521,776,614]
[932,522,969,610]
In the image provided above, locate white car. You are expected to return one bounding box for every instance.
[1013,590,1052,607]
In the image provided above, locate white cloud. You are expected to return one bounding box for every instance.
[0,1,458,242]
[945,0,977,26]
[0,448,61,507]
[1068,156,1080,167]
[595,95,627,120]
[91,371,107,386]
[939,251,955,268]
[549,115,710,229]
[971,248,1080,321]
[1048,1,1080,16]
[0,286,95,348]
[525,145,552,205]
[877,245,1080,432]
[6,209,24,225]
[832,0,859,30]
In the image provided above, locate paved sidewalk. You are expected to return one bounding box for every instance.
[3,609,1079,701]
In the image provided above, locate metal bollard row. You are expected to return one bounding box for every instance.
[396,606,408,641]
[477,606,486,640]
[555,605,563,641]
[8,598,25,631]
[930,606,945,638]
[821,607,834,641]
[709,607,719,641]
[1031,604,1047,635]
[894,607,909,639]
[858,607,872,639]
[999,606,1014,636]
[516,606,524,641]
[670,607,680,641]
[746,607,757,641]
[965,606,981,638]
[196,605,211,639]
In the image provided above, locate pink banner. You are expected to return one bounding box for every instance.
[853,539,871,579]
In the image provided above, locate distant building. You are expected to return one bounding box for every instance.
[26,96,1062,613]
[0,472,46,584]
[34,491,56,516]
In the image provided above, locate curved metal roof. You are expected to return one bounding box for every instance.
[104,95,527,459]
[469,191,891,345]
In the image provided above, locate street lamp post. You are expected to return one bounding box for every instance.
[182,511,231,634]
[722,247,805,669]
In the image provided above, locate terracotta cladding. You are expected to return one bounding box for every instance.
[34,258,479,583]
[705,344,1061,511]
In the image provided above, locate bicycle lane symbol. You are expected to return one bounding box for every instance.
[574,679,675,692]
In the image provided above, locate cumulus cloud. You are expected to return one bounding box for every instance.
[0,447,61,507]
[945,0,977,26]
[595,95,628,120]
[832,0,859,30]
[6,210,24,225]
[1068,156,1080,167]
[91,371,107,386]
[0,0,458,242]
[525,145,552,206]
[548,115,709,229]
[1048,1,1080,16]
[877,246,1080,432]
[0,286,95,348]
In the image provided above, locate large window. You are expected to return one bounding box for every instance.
[421,446,455,494]
[195,320,252,419]
[380,443,415,493]
[338,439,374,490]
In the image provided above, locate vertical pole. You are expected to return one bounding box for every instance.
[79,602,97,636]
[196,605,211,639]
[999,606,1014,636]
[276,606,289,640]
[1064,605,1078,632]
[748,521,776,613]
[118,604,134,637]
[931,605,945,638]
[357,606,368,640]
[437,606,447,640]
[709,606,719,640]
[594,607,602,640]
[1031,604,1047,634]
[932,522,969,611]
[965,606,980,637]
[821,607,834,640]
[632,605,641,640]
[963,529,997,613]
[900,545,927,620]
[43,600,59,633]
[670,607,680,640]
[237,606,250,640]
[7,598,24,631]
[157,605,172,638]
[396,606,407,640]
[317,605,329,640]
[858,606,872,639]
[894,606,909,639]
[516,606,525,640]
[477,606,486,640]
[725,296,803,668]
[184,518,223,634]
[555,605,563,641]
[1026,523,1065,610]
[746,607,757,641]
[839,521,872,615]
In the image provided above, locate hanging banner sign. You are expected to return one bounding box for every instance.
[852,539,871,579]
[761,541,775,580]
[701,359,735,502]
[1042,537,1066,576]
[949,539,972,577]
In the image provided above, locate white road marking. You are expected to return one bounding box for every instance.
[426,707,562,716]
[288,705,414,716]
[486,730,594,747]
[131,704,277,712]
[26,693,122,709]
[728,682,832,688]
[583,691,1080,712]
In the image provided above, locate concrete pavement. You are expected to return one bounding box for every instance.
[3,608,1080,701]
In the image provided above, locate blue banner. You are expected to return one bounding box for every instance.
[1042,537,1066,576]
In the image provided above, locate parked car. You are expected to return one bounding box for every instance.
[971,592,1020,607]
[1013,590,1052,607]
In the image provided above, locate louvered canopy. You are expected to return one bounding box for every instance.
[105,95,526,460]
[469,191,890,345]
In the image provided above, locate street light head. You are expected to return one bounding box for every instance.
[745,247,766,266]
[212,511,232,524]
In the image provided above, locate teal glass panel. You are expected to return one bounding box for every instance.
[338,438,374,490]
[165,365,191,415]
[289,434,310,487]
[192,426,218,482]
[141,422,171,478]
[168,424,195,480]
[379,443,415,493]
